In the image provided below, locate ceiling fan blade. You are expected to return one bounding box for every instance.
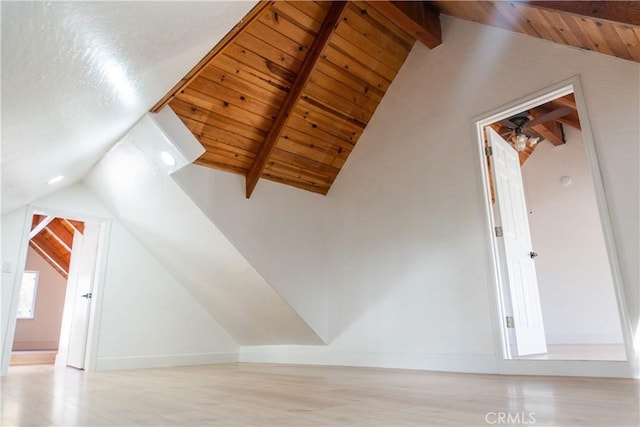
[497,118,516,129]
[525,106,572,128]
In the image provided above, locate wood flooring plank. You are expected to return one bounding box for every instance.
[4,363,636,427]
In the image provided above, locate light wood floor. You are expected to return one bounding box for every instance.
[10,351,57,366]
[1,363,638,426]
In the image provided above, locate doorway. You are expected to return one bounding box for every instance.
[476,80,631,362]
[3,208,108,374]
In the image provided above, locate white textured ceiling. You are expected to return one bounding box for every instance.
[1,1,257,214]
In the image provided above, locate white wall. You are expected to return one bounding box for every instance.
[84,134,322,345]
[237,16,638,376]
[522,126,624,344]
[13,247,67,351]
[1,184,239,372]
[173,165,330,341]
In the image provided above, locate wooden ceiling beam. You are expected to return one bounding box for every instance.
[64,218,85,236]
[245,1,348,198]
[531,121,564,146]
[150,1,271,113]
[368,1,442,49]
[46,219,74,250]
[552,94,577,110]
[522,1,640,27]
[557,115,581,131]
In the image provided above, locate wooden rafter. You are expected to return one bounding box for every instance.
[245,1,348,198]
[531,120,565,147]
[368,1,442,49]
[150,1,272,113]
[63,218,84,235]
[552,94,577,110]
[524,1,640,26]
[45,225,72,252]
[434,1,640,63]
[557,114,581,131]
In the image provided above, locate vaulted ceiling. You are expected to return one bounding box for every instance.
[434,1,640,62]
[153,1,638,198]
[2,1,637,214]
[153,1,441,197]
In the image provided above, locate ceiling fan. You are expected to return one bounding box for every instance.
[498,106,572,152]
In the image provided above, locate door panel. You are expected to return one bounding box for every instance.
[66,223,100,369]
[488,128,547,356]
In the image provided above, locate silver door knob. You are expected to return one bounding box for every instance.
[81,293,92,299]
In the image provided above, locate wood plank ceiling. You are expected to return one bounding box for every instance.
[30,215,84,279]
[153,1,637,198]
[433,1,640,62]
[153,1,441,197]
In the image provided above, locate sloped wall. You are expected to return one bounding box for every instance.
[173,165,330,341]
[84,137,322,345]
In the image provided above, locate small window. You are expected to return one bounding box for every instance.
[16,271,38,319]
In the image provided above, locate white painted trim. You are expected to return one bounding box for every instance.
[545,334,625,345]
[12,340,59,351]
[95,352,239,371]
[240,347,634,379]
[497,360,633,379]
[29,215,53,239]
[471,75,636,377]
[240,348,497,374]
[1,204,112,376]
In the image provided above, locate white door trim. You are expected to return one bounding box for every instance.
[1,204,111,375]
[471,75,635,377]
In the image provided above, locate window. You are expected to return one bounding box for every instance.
[16,271,38,319]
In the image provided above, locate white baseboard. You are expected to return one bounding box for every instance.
[239,346,497,374]
[498,359,635,378]
[545,333,624,345]
[12,341,58,351]
[239,346,637,379]
[95,352,238,371]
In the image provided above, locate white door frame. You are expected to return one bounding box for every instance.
[1,204,111,375]
[472,76,635,376]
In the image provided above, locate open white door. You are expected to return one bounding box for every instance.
[66,223,101,369]
[487,128,547,356]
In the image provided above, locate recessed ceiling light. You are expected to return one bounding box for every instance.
[160,151,176,166]
[48,175,64,185]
